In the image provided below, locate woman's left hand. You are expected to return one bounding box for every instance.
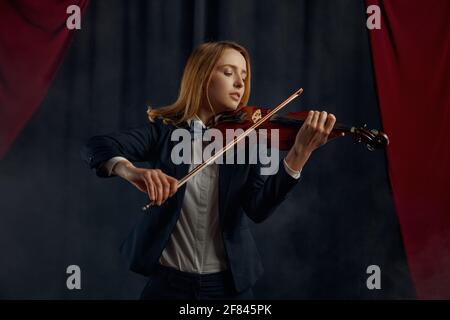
[285,110,336,172]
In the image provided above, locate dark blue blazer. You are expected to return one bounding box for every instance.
[81,118,299,292]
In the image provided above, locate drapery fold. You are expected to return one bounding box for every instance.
[367,0,450,298]
[0,0,416,298]
[0,0,88,158]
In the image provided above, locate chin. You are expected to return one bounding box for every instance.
[230,100,242,110]
[220,103,238,112]
[229,104,239,111]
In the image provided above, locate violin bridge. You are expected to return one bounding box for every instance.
[252,109,262,123]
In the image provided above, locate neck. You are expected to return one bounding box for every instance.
[196,104,215,126]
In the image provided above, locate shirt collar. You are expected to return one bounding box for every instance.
[186,114,207,129]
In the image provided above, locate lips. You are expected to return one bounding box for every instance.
[230,93,241,101]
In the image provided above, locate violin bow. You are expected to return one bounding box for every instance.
[142,87,304,211]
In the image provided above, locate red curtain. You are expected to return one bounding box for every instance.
[0,0,88,158]
[2,0,449,299]
[367,0,450,298]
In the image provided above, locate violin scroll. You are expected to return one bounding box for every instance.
[351,124,389,151]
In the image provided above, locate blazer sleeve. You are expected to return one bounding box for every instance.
[80,120,162,178]
[241,158,300,223]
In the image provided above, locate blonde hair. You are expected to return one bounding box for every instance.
[147,41,251,126]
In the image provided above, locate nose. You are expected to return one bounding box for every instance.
[234,76,244,88]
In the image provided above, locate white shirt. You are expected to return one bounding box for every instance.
[104,116,301,274]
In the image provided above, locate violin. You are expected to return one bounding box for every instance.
[142,88,388,211]
[210,105,389,152]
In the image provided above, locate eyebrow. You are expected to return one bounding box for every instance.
[218,64,247,75]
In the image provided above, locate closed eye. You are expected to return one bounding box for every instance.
[224,72,246,83]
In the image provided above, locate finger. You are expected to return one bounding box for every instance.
[324,113,336,134]
[144,178,155,204]
[166,176,178,196]
[305,110,314,125]
[151,182,157,204]
[159,174,171,202]
[318,111,328,131]
[151,172,164,206]
[311,110,320,128]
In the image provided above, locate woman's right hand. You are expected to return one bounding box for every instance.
[113,161,178,206]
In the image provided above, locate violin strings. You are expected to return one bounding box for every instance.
[177,88,304,188]
[142,88,304,211]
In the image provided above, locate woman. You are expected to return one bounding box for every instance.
[82,41,336,300]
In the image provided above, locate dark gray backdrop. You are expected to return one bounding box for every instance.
[0,0,414,299]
